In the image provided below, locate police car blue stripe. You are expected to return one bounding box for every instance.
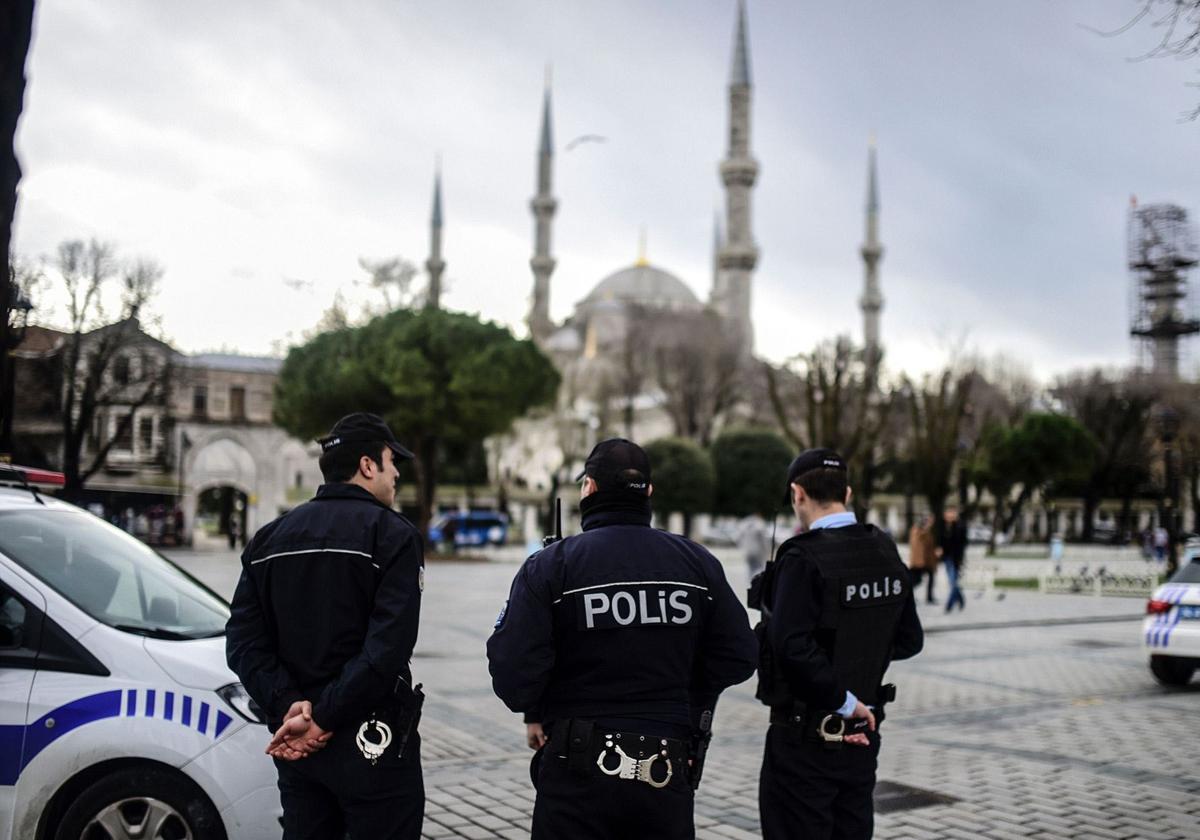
[0,689,241,787]
[214,710,233,738]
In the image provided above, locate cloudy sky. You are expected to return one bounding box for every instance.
[13,0,1200,379]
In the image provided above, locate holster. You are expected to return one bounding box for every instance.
[549,718,596,777]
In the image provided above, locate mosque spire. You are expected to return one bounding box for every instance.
[859,139,884,371]
[425,161,445,310]
[712,0,759,360]
[528,68,557,345]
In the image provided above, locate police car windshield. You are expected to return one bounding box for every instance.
[0,508,229,639]
[1171,559,1200,584]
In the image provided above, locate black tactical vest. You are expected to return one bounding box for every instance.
[751,524,909,709]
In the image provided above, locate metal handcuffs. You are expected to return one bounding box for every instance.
[818,714,846,743]
[596,736,673,788]
[356,718,393,764]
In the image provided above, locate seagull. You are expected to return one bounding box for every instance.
[566,134,607,152]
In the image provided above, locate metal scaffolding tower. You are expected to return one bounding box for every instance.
[1129,201,1200,380]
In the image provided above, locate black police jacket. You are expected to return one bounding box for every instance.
[486,491,757,730]
[754,523,923,712]
[225,483,423,732]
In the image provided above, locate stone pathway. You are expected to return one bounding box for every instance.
[167,549,1200,839]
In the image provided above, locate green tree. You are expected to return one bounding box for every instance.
[643,437,714,538]
[710,429,793,518]
[274,308,559,535]
[1052,371,1154,542]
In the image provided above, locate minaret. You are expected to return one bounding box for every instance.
[713,0,758,359]
[527,73,557,345]
[711,210,723,295]
[859,141,884,369]
[425,163,445,310]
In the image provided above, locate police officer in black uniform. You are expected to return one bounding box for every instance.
[752,448,923,840]
[226,413,426,840]
[487,438,757,840]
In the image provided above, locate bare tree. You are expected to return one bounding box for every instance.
[902,367,977,524]
[1094,0,1200,119]
[764,336,891,518]
[650,310,742,445]
[358,256,420,311]
[55,239,172,496]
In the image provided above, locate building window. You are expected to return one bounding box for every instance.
[112,418,134,451]
[193,386,208,419]
[230,386,246,422]
[113,355,130,385]
[139,416,154,453]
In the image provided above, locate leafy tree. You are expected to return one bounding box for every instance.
[643,437,714,537]
[710,429,793,518]
[274,308,559,535]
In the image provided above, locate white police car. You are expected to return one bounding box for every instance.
[0,466,280,839]
[1143,553,1200,687]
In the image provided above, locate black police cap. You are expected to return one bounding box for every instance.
[574,438,652,493]
[317,412,415,460]
[783,447,846,501]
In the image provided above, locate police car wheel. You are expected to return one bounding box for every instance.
[54,766,224,840]
[1150,654,1197,687]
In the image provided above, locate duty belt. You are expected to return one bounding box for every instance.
[769,684,895,748]
[548,719,688,789]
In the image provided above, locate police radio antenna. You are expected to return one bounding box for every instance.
[542,497,563,548]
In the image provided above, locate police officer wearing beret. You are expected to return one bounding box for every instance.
[226,412,426,840]
[487,438,758,840]
[751,448,923,840]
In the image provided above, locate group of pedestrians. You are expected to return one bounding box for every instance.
[224,412,924,839]
[906,505,968,612]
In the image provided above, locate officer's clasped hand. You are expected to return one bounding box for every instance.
[842,700,876,747]
[526,722,548,750]
[266,700,333,761]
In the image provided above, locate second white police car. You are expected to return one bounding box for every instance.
[1144,553,1200,687]
[0,466,281,840]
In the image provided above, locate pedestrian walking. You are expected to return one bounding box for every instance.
[737,512,772,578]
[906,514,938,604]
[487,438,757,840]
[226,412,426,840]
[751,448,923,840]
[939,505,968,612]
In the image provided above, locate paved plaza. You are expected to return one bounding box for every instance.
[168,547,1200,840]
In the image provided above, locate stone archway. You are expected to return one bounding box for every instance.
[178,425,322,545]
[183,434,258,544]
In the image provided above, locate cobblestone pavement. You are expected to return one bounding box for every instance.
[168,549,1200,839]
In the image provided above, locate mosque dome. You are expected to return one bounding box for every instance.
[580,262,702,312]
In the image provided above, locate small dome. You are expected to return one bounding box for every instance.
[580,263,702,311]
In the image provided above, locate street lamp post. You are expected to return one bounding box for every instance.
[1157,406,1181,577]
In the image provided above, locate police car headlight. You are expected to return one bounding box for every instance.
[217,683,266,724]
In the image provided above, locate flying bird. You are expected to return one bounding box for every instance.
[565,134,608,152]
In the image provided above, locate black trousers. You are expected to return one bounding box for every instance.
[531,746,695,839]
[275,729,424,840]
[759,724,880,840]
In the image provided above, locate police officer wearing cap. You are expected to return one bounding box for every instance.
[751,448,923,840]
[487,438,757,840]
[226,412,426,840]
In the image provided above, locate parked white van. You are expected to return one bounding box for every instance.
[0,467,280,839]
